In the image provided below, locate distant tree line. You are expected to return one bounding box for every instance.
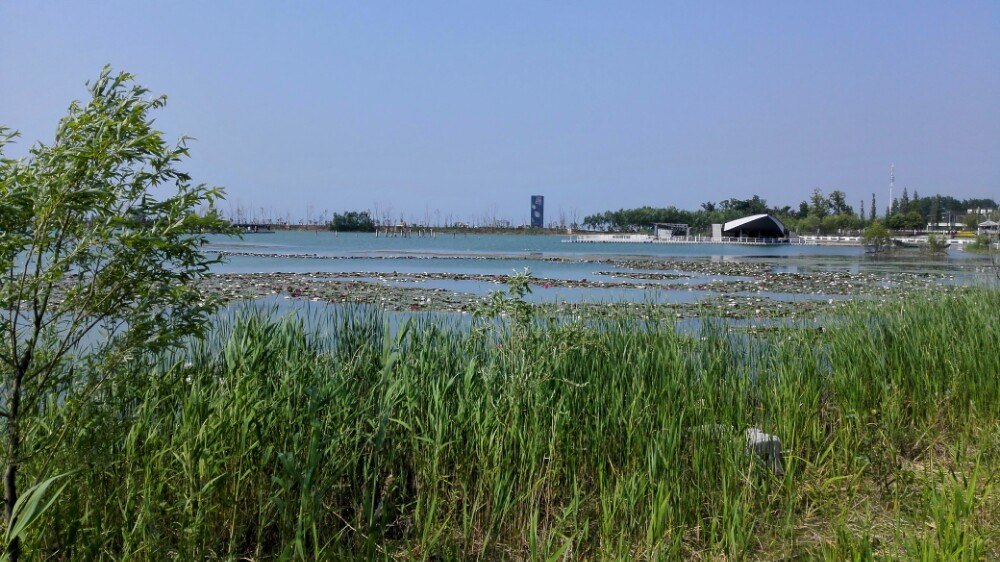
[327,211,376,232]
[583,196,772,232]
[883,190,995,231]
[583,190,997,235]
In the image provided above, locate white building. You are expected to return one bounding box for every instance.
[978,220,999,235]
[925,222,966,233]
[712,214,789,242]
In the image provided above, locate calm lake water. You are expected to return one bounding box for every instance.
[208,231,868,263]
[206,231,983,307]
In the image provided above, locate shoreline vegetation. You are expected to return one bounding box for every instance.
[22,287,1000,559]
[241,221,998,242]
[226,190,999,239]
[270,223,574,236]
[232,223,1000,253]
[3,68,998,560]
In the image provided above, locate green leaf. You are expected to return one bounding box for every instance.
[5,472,74,548]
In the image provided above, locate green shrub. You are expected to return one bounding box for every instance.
[13,289,999,559]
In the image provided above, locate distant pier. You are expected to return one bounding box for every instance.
[231,223,274,233]
[796,235,973,247]
[565,233,976,247]
[563,234,790,246]
[374,226,437,238]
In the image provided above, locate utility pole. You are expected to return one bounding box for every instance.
[888,164,895,215]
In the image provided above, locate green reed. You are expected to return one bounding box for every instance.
[14,288,999,559]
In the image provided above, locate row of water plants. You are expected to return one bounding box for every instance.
[14,286,999,560]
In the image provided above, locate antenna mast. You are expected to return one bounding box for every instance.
[889,164,895,214]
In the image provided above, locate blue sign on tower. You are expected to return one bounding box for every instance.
[530,195,544,228]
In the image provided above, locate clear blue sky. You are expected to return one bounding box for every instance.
[2,1,997,224]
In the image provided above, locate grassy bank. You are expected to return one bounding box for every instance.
[16,288,1000,559]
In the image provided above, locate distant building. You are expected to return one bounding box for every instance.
[530,195,544,228]
[978,220,999,235]
[653,223,690,240]
[712,214,789,242]
[926,222,966,233]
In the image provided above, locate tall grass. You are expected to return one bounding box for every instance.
[16,289,1000,559]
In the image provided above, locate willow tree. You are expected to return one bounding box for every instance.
[861,221,891,255]
[0,68,228,560]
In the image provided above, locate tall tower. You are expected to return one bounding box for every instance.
[530,195,544,228]
[889,164,895,214]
